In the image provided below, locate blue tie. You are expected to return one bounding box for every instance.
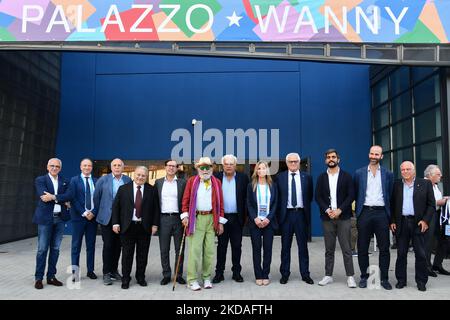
[85,177,92,210]
[291,173,297,208]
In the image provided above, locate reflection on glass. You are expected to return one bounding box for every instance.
[374,128,390,151]
[414,75,440,113]
[416,141,442,180]
[391,67,409,96]
[373,78,389,107]
[374,104,389,129]
[392,91,411,123]
[415,107,441,143]
[392,120,413,149]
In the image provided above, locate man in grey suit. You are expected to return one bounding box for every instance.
[155,160,187,285]
[93,158,131,285]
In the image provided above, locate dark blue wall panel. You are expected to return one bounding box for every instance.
[57,52,371,236]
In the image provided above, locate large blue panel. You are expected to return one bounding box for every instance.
[93,71,300,160]
[58,52,371,236]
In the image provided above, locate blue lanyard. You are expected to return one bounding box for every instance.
[257,183,269,206]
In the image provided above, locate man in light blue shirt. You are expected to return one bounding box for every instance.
[93,158,131,285]
[213,155,249,283]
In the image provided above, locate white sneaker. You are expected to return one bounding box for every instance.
[189,281,201,291]
[347,276,357,288]
[203,279,213,289]
[318,276,333,286]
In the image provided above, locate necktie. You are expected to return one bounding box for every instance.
[85,177,92,210]
[135,185,142,219]
[291,173,297,208]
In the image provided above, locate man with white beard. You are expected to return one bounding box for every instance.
[181,157,226,291]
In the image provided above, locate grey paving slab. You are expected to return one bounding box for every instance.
[0,236,449,300]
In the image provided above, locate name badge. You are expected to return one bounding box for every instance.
[258,205,268,218]
[445,224,450,237]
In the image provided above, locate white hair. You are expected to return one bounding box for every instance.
[221,154,237,165]
[424,164,440,178]
[47,158,62,167]
[135,166,148,175]
[285,153,301,162]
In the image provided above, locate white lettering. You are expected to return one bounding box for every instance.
[158,4,181,33]
[186,4,213,34]
[385,7,408,35]
[46,5,71,33]
[324,6,347,34]
[356,6,379,34]
[130,4,153,33]
[255,5,290,33]
[101,5,125,33]
[294,6,318,34]
[22,5,44,33]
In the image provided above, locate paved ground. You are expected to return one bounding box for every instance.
[1,235,449,300]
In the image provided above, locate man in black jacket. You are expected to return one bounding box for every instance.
[213,155,249,283]
[112,166,160,289]
[315,149,356,288]
[390,161,435,291]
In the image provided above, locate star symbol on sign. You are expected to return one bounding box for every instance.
[226,11,243,27]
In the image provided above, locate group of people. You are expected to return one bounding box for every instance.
[32,145,449,293]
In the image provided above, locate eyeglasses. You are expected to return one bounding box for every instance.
[287,160,299,164]
[49,165,61,168]
[199,166,211,170]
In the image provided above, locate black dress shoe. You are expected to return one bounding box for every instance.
[212,274,224,284]
[137,279,147,287]
[232,274,244,282]
[359,278,367,288]
[121,282,129,289]
[47,278,63,286]
[87,272,97,280]
[433,266,450,275]
[417,283,426,291]
[302,276,314,285]
[395,282,406,289]
[279,276,289,284]
[160,277,171,285]
[177,277,186,285]
[35,280,43,289]
[428,269,438,277]
[381,280,392,290]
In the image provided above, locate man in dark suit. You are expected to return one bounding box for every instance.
[155,160,186,286]
[315,149,356,288]
[112,166,159,289]
[390,161,435,291]
[93,158,131,285]
[33,158,70,289]
[213,154,249,283]
[42,158,98,281]
[277,152,314,285]
[353,145,393,290]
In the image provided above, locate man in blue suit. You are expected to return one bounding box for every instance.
[277,153,314,285]
[44,158,98,280]
[33,158,70,289]
[353,145,394,290]
[93,158,131,285]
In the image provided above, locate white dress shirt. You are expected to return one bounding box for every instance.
[364,165,385,206]
[196,180,213,211]
[161,176,179,213]
[48,173,61,213]
[327,169,340,210]
[287,170,303,208]
[433,183,443,210]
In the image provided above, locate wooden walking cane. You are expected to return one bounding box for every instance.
[172,224,187,291]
